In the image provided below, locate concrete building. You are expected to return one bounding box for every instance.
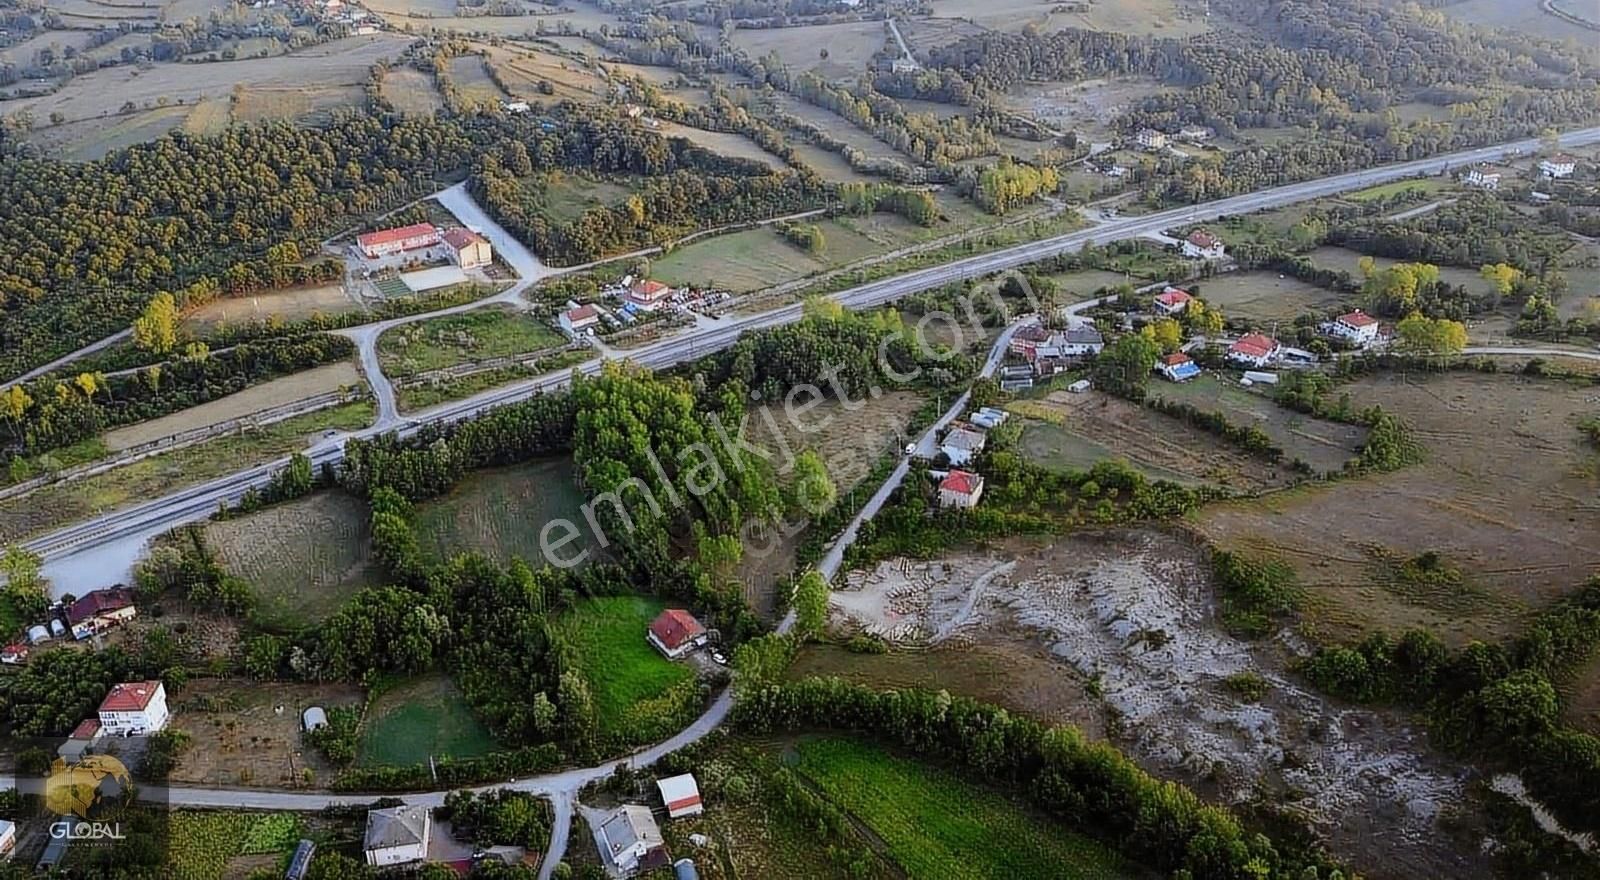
[357,223,439,259]
[1182,230,1225,260]
[648,609,708,660]
[1226,333,1281,368]
[1327,310,1380,346]
[1135,128,1168,150]
[1539,154,1578,178]
[441,228,493,270]
[595,804,666,875]
[657,773,704,819]
[1153,286,1193,315]
[937,470,984,509]
[627,280,675,312]
[364,806,431,867]
[98,680,168,736]
[560,303,602,335]
[1461,164,1502,190]
[939,423,987,467]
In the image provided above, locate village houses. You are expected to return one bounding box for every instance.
[1157,352,1201,382]
[1462,164,1502,190]
[98,680,169,736]
[357,222,439,259]
[1226,333,1281,368]
[1182,230,1226,261]
[1539,154,1578,178]
[1325,310,1381,347]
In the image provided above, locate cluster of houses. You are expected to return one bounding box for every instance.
[3,586,141,666]
[354,222,494,272]
[929,407,1010,510]
[54,679,171,764]
[1462,153,1585,192]
[559,277,733,340]
[1001,320,1106,390]
[1133,125,1212,152]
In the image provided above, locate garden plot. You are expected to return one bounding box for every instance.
[167,677,363,788]
[412,457,589,566]
[829,530,1485,880]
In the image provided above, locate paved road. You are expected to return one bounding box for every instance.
[0,328,132,392]
[28,125,1600,580]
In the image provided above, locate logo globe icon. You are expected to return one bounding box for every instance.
[45,755,132,820]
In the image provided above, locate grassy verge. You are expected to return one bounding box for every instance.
[377,307,566,377]
[793,737,1144,880]
[0,401,373,544]
[395,349,592,414]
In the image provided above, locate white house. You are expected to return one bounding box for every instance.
[657,773,704,819]
[1102,164,1128,178]
[364,806,431,867]
[1156,352,1200,382]
[1135,128,1168,150]
[1539,154,1578,178]
[1462,164,1502,191]
[648,609,708,660]
[937,470,984,509]
[1046,326,1105,358]
[0,819,14,858]
[940,423,987,466]
[1182,230,1225,260]
[1153,286,1192,315]
[1327,310,1380,346]
[626,280,675,312]
[97,680,169,736]
[595,804,665,874]
[1178,125,1212,142]
[441,228,493,270]
[1226,333,1281,368]
[560,303,601,335]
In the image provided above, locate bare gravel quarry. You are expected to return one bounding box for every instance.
[830,530,1485,879]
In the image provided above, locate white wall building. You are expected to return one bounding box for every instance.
[937,470,984,509]
[939,424,987,467]
[1136,128,1168,150]
[1462,164,1502,190]
[1327,310,1380,346]
[596,805,664,874]
[560,304,601,335]
[97,681,169,736]
[364,806,431,867]
[1539,154,1578,178]
[1182,230,1226,260]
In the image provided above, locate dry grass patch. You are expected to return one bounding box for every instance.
[380,66,446,115]
[728,20,885,77]
[104,361,363,450]
[183,284,363,333]
[655,120,783,166]
[167,678,363,788]
[486,45,607,103]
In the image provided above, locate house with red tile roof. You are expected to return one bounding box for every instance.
[357,223,440,259]
[66,587,137,640]
[560,303,601,335]
[1153,286,1193,315]
[937,469,985,509]
[648,609,708,660]
[440,227,492,269]
[1182,230,1225,260]
[1327,310,1380,346]
[98,680,168,736]
[626,280,676,312]
[1226,333,1281,368]
[1157,352,1200,382]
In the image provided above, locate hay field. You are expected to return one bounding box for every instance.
[412,457,590,567]
[789,142,878,182]
[103,361,363,450]
[380,66,446,115]
[28,105,191,162]
[445,53,508,109]
[1196,372,1600,645]
[357,675,499,767]
[0,33,405,126]
[0,30,96,66]
[771,94,901,160]
[485,45,607,104]
[655,120,782,166]
[729,20,885,78]
[1197,272,1349,326]
[183,284,364,333]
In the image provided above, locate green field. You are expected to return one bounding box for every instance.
[1018,420,1201,486]
[413,457,589,565]
[1307,246,1495,295]
[1346,178,1449,202]
[162,811,304,880]
[524,172,640,225]
[1196,271,1349,325]
[358,675,500,766]
[794,738,1143,880]
[552,595,696,742]
[378,307,566,377]
[1145,374,1367,473]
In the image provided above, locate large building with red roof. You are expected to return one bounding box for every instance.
[647,609,707,660]
[66,587,137,640]
[937,469,985,509]
[98,680,169,736]
[357,223,440,259]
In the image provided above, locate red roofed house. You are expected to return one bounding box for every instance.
[648,609,708,660]
[1328,310,1380,346]
[1227,333,1281,368]
[1539,154,1578,179]
[1181,230,1225,260]
[1009,324,1052,358]
[67,587,137,640]
[1,643,27,665]
[656,773,704,819]
[560,303,601,335]
[441,228,493,270]
[626,280,675,312]
[357,223,440,259]
[937,469,985,509]
[98,680,169,736]
[1153,286,1193,315]
[1157,352,1201,382]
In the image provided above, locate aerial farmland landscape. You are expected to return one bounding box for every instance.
[2,0,1600,876]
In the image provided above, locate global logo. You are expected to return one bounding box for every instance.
[44,754,132,840]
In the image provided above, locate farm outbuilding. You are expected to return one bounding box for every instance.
[303,707,328,732]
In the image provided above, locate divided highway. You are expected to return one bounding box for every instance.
[25,124,1600,575]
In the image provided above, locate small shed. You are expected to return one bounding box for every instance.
[674,859,700,880]
[303,707,328,732]
[27,625,50,644]
[657,773,704,819]
[1067,379,1092,393]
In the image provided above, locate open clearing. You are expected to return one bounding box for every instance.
[412,457,589,567]
[788,141,879,183]
[828,532,1482,879]
[205,490,380,630]
[794,737,1143,880]
[745,390,926,492]
[486,44,608,104]
[380,66,446,116]
[183,284,363,333]
[1197,372,1600,644]
[445,54,509,109]
[104,360,363,450]
[930,0,1210,34]
[1010,388,1324,490]
[1197,272,1350,325]
[1145,375,1368,473]
[728,21,884,78]
[358,674,500,767]
[2,34,406,127]
[655,120,783,167]
[769,94,903,162]
[1000,78,1169,142]
[521,172,638,225]
[377,306,566,377]
[552,595,695,743]
[168,678,363,788]
[0,401,373,543]
[1308,246,1496,296]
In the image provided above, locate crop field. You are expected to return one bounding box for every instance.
[377,306,565,377]
[1196,272,1350,326]
[0,29,96,66]
[2,34,406,130]
[655,120,783,167]
[552,595,696,742]
[728,21,884,78]
[205,490,380,629]
[358,674,500,766]
[0,400,373,543]
[794,738,1142,880]
[412,457,589,566]
[380,66,446,116]
[162,811,305,880]
[486,44,608,104]
[168,678,363,787]
[1346,178,1451,202]
[1197,371,1600,644]
[1011,389,1315,491]
[182,284,363,333]
[103,361,363,450]
[1440,0,1599,43]
[1146,374,1368,473]
[1000,77,1169,142]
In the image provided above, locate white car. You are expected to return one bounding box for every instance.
[904,443,916,456]
[711,651,727,666]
